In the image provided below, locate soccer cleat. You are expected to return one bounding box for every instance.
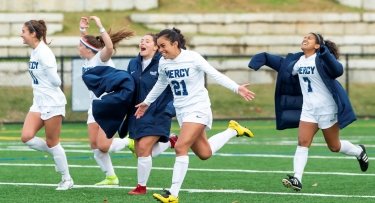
[153,190,178,203]
[95,175,119,186]
[127,137,136,157]
[128,184,147,195]
[228,120,254,138]
[357,144,369,172]
[56,178,74,190]
[282,174,302,192]
[169,133,178,149]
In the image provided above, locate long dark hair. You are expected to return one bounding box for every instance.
[311,32,340,59]
[157,27,186,50]
[83,28,135,52]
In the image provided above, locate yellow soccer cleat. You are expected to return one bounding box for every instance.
[127,137,136,157]
[95,175,119,186]
[228,120,254,138]
[153,190,178,203]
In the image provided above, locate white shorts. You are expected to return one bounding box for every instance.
[176,108,212,130]
[87,104,95,124]
[300,111,338,129]
[29,104,65,120]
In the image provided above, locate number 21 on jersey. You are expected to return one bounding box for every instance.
[171,80,188,96]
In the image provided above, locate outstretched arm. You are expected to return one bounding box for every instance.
[248,52,284,72]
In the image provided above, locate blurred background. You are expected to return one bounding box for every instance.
[1,0,375,122]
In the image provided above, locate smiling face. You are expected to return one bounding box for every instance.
[139,34,158,60]
[157,36,180,60]
[20,25,35,47]
[301,33,321,53]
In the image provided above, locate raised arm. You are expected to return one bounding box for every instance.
[90,16,113,62]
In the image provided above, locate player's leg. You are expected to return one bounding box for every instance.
[322,122,368,172]
[44,114,73,190]
[21,111,46,151]
[128,136,159,195]
[154,123,204,202]
[94,126,119,186]
[282,120,318,191]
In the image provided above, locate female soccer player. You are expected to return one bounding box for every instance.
[248,32,369,191]
[135,28,255,202]
[79,16,135,186]
[20,19,73,190]
[127,34,177,195]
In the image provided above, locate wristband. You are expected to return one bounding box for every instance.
[79,27,86,32]
[99,27,106,34]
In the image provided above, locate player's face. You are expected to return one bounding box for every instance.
[78,42,93,59]
[301,33,320,52]
[20,25,34,46]
[139,35,157,59]
[157,36,180,60]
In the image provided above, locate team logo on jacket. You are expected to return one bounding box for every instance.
[150,71,157,76]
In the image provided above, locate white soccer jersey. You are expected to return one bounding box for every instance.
[144,49,239,110]
[292,53,337,115]
[81,51,115,100]
[29,41,66,107]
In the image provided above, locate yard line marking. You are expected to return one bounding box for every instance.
[0,147,374,160]
[0,182,374,199]
[0,163,374,177]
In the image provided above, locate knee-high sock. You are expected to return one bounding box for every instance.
[93,149,115,177]
[48,143,71,180]
[293,146,309,183]
[137,156,152,186]
[208,129,237,154]
[25,137,48,152]
[109,138,129,153]
[339,140,362,157]
[169,155,189,197]
[152,142,170,157]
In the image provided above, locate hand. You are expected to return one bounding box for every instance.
[80,17,89,29]
[89,16,103,29]
[134,102,150,119]
[238,84,255,101]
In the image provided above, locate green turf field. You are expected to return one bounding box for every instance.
[0,119,374,203]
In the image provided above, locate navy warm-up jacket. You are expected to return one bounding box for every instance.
[248,46,356,130]
[82,66,135,138]
[127,52,174,142]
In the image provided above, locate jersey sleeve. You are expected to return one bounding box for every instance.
[40,48,61,87]
[194,52,239,93]
[143,62,169,105]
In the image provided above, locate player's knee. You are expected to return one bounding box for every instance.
[21,133,33,143]
[327,145,340,152]
[197,153,211,160]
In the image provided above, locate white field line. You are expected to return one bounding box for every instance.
[0,147,373,161]
[0,163,374,177]
[0,182,374,199]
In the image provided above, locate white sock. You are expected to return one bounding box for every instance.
[169,155,189,197]
[109,138,129,153]
[293,146,309,183]
[48,143,71,180]
[152,142,170,157]
[137,156,152,186]
[25,137,48,152]
[93,149,115,177]
[339,140,362,157]
[208,129,237,154]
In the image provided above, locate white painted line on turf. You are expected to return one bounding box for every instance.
[0,163,374,177]
[0,147,374,160]
[0,182,374,199]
